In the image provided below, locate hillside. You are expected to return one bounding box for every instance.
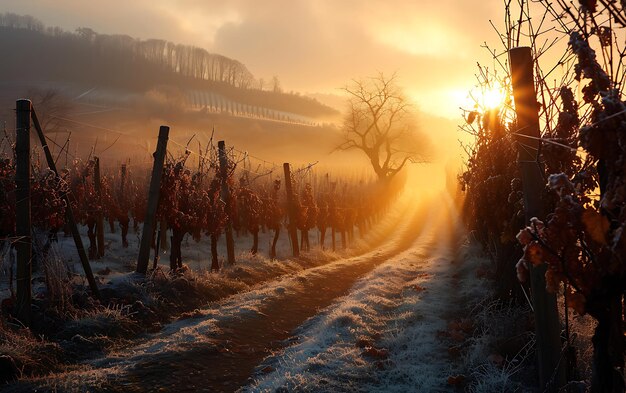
[0,13,339,121]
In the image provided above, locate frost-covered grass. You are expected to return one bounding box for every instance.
[85,199,420,369]
[242,197,459,392]
[556,290,596,386]
[0,320,64,381]
[243,194,532,393]
[1,187,407,308]
[1,194,413,390]
[462,297,534,393]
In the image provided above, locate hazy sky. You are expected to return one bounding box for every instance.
[1,0,507,118]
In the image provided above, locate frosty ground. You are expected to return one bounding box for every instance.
[1,190,532,392]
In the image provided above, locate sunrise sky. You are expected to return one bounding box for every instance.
[1,0,511,119]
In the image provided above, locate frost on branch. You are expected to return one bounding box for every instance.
[569,32,610,102]
[548,173,575,197]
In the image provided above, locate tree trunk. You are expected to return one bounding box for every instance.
[210,233,219,271]
[251,229,259,255]
[120,216,129,248]
[94,157,105,258]
[159,219,169,251]
[152,228,161,271]
[270,227,280,259]
[303,230,309,251]
[299,230,309,251]
[341,230,347,249]
[169,230,184,271]
[87,220,98,260]
[319,227,326,249]
[588,285,625,393]
[495,239,525,303]
[283,163,299,257]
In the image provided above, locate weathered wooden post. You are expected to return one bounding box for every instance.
[30,106,100,298]
[283,163,300,257]
[136,126,169,274]
[158,219,168,251]
[15,99,32,324]
[218,140,235,265]
[509,46,564,391]
[120,164,127,195]
[119,163,130,247]
[153,224,162,271]
[93,156,105,258]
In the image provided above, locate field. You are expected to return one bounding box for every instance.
[2,1,626,392]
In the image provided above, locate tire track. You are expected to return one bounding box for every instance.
[88,198,435,392]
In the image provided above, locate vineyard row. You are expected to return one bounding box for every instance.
[0,99,402,323]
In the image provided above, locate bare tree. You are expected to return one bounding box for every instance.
[271,76,282,93]
[337,73,429,181]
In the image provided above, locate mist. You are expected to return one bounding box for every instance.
[0,11,460,179]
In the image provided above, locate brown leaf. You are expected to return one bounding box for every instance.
[467,111,478,125]
[567,291,587,315]
[261,366,275,374]
[362,347,389,360]
[516,228,533,245]
[582,208,609,245]
[356,338,373,349]
[526,243,544,266]
[447,374,466,385]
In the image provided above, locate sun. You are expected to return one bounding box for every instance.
[481,85,506,110]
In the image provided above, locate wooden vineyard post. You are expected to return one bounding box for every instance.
[30,106,100,299]
[153,224,162,271]
[119,163,130,248]
[136,126,169,274]
[159,219,169,251]
[120,163,127,196]
[15,99,32,324]
[283,163,300,257]
[93,156,105,258]
[218,141,235,265]
[509,46,564,391]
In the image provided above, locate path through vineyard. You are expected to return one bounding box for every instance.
[37,191,468,392]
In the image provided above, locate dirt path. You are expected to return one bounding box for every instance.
[245,193,473,392]
[4,195,455,393]
[65,200,429,393]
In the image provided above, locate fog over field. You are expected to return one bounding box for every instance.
[2,2,621,392]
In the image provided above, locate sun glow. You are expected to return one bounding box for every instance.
[481,85,506,110]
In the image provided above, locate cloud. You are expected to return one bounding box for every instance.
[203,0,505,116]
[0,0,506,117]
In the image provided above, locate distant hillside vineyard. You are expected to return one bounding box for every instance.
[0,12,338,119]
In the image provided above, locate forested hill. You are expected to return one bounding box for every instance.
[0,13,338,119]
